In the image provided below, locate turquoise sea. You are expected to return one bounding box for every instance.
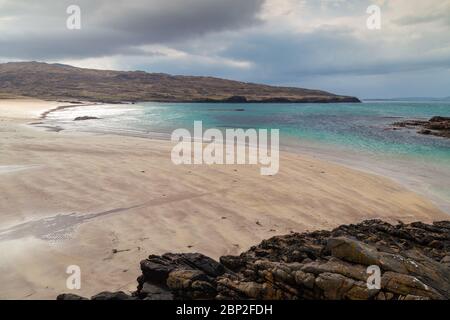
[43,100,450,212]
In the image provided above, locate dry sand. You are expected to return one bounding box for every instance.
[0,98,447,299]
[0,98,63,120]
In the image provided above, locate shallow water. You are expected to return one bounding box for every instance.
[42,101,450,213]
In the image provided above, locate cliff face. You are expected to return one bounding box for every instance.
[0,62,360,103]
[58,219,450,301]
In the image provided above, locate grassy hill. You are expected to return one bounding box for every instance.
[0,62,360,103]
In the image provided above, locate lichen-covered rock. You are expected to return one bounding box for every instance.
[326,237,381,266]
[167,269,216,299]
[57,220,450,300]
[381,272,443,299]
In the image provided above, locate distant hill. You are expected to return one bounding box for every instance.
[0,62,360,103]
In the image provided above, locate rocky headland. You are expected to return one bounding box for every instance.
[58,219,450,301]
[392,116,450,139]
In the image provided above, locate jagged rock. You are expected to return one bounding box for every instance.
[166,270,216,299]
[441,256,450,264]
[381,272,443,299]
[140,253,225,283]
[315,272,376,300]
[167,270,207,290]
[293,270,315,289]
[327,237,380,266]
[301,258,367,282]
[57,220,450,300]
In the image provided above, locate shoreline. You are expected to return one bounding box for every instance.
[39,102,103,120]
[0,98,448,299]
[36,100,450,214]
[280,139,450,215]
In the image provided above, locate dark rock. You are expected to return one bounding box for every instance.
[56,293,89,300]
[139,282,174,300]
[220,255,246,271]
[429,116,450,123]
[58,291,136,300]
[74,116,100,121]
[392,116,450,138]
[91,291,135,300]
[419,129,432,135]
[140,253,225,282]
[140,254,177,284]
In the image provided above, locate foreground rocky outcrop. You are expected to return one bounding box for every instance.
[392,116,450,138]
[58,220,450,300]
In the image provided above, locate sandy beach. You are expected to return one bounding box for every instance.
[0,98,447,300]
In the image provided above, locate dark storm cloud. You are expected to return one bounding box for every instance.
[0,0,264,59]
[97,0,265,42]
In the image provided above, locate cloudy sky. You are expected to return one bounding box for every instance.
[1,0,449,98]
